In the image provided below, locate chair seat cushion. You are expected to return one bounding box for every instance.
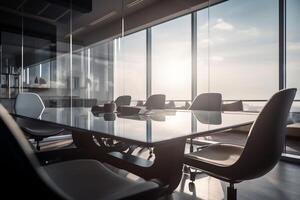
[22,126,64,138]
[185,144,243,167]
[44,159,158,200]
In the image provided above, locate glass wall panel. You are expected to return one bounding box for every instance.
[287,0,300,99]
[286,0,300,156]
[114,30,147,101]
[152,15,191,100]
[197,0,279,100]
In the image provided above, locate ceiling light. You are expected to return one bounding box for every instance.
[89,11,117,26]
[127,0,144,8]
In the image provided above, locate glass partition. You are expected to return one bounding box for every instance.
[197,0,279,100]
[114,30,147,102]
[286,0,300,157]
[0,0,299,159]
[152,14,192,100]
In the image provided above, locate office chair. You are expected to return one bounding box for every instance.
[15,93,64,150]
[165,100,176,109]
[144,94,166,109]
[189,93,222,111]
[222,100,243,111]
[0,104,160,200]
[184,88,297,200]
[114,95,131,107]
[187,93,223,152]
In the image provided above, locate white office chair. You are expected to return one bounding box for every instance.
[15,92,45,118]
[15,93,64,150]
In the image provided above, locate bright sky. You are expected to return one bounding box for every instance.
[114,0,300,100]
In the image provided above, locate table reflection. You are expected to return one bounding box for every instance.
[34,108,257,144]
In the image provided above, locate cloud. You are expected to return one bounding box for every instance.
[238,27,260,37]
[213,18,234,31]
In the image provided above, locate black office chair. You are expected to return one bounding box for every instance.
[184,88,297,200]
[222,100,243,111]
[0,104,160,200]
[189,93,222,111]
[144,94,166,109]
[15,93,64,151]
[114,95,131,107]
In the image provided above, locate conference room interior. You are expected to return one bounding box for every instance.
[1,0,300,199]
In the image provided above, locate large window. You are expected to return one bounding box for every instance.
[72,41,114,104]
[197,0,279,100]
[152,15,191,100]
[114,30,147,101]
[286,0,300,99]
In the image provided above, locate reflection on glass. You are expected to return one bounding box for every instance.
[38,108,257,144]
[286,0,300,157]
[287,0,300,99]
[71,41,114,106]
[193,111,222,125]
[114,30,147,101]
[152,15,191,100]
[197,0,279,100]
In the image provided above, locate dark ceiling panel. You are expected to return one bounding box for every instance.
[0,0,25,10]
[40,4,69,20]
[23,0,49,15]
[45,0,92,13]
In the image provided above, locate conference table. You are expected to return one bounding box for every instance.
[13,107,258,192]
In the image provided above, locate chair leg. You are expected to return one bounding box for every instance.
[227,183,237,200]
[184,165,203,182]
[36,140,40,151]
[183,165,190,173]
[190,171,196,182]
[190,139,194,152]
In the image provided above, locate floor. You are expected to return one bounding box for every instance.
[37,135,300,200]
[162,161,300,200]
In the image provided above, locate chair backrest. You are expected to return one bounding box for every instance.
[144,94,166,109]
[15,93,45,118]
[189,93,222,111]
[165,100,176,109]
[222,100,243,111]
[114,95,131,107]
[136,100,144,106]
[0,104,68,199]
[235,88,297,180]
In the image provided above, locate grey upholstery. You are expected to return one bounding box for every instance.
[15,93,64,150]
[144,94,166,109]
[186,144,243,167]
[22,125,64,138]
[222,100,243,111]
[45,160,158,200]
[114,95,131,107]
[189,93,222,111]
[184,89,297,199]
[15,92,45,118]
[0,104,159,200]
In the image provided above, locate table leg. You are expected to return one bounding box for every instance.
[151,138,186,192]
[72,131,186,193]
[104,138,186,193]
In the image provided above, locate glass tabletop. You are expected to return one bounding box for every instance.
[15,108,258,145]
